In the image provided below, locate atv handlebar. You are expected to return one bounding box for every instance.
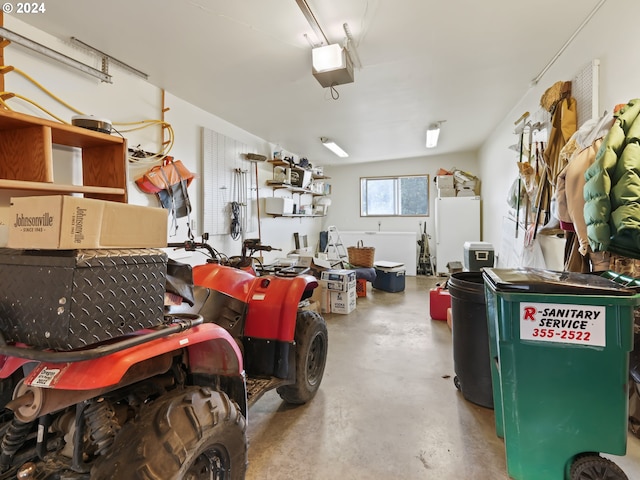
[167,241,220,260]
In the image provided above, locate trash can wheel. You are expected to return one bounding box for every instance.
[569,454,628,480]
[453,375,461,391]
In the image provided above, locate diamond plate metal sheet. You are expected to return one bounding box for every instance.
[0,249,167,350]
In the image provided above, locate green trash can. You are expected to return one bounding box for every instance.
[483,268,640,480]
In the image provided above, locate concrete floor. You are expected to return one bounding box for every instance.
[245,276,640,479]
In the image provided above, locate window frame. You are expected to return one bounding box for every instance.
[359,174,430,217]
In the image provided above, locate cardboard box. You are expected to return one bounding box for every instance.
[265,197,294,215]
[310,279,331,313]
[436,175,454,188]
[437,187,456,198]
[321,269,357,292]
[8,196,168,250]
[456,188,477,197]
[330,288,356,314]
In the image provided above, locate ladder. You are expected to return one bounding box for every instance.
[324,226,349,264]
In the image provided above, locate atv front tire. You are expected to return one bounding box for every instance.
[277,310,328,404]
[92,386,247,480]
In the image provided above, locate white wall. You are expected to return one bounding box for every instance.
[323,151,480,255]
[2,16,323,263]
[478,0,640,265]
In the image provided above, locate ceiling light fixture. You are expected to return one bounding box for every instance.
[312,44,354,88]
[426,122,443,148]
[295,0,357,88]
[321,137,349,157]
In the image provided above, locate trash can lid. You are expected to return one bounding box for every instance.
[483,268,637,296]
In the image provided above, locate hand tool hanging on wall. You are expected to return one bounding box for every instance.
[513,112,530,238]
[230,168,248,240]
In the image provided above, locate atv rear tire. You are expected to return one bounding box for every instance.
[92,386,247,480]
[277,310,328,404]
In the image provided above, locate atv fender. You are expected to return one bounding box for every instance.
[244,274,318,342]
[192,263,318,342]
[15,323,243,391]
[192,263,256,302]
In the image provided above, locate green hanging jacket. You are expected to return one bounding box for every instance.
[583,99,640,259]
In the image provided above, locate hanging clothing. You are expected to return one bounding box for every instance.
[555,113,614,257]
[533,91,577,229]
[543,96,578,185]
[584,99,640,260]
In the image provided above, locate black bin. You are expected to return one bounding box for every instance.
[448,271,493,408]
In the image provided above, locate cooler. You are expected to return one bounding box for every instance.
[373,261,405,293]
[463,241,494,271]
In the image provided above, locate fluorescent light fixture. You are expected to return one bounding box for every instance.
[426,123,442,148]
[312,44,354,88]
[321,137,349,157]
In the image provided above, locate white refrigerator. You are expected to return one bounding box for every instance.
[434,196,481,275]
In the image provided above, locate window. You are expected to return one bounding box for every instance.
[360,175,429,217]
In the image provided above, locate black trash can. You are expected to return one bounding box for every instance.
[448,271,493,408]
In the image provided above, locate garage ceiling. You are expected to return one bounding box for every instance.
[14,0,605,165]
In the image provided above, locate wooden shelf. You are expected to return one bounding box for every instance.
[0,179,125,196]
[0,109,128,202]
[266,182,327,197]
[268,159,290,167]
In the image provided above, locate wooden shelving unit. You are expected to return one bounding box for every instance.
[0,109,128,202]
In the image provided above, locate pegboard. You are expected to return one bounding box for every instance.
[573,59,600,128]
[201,127,256,236]
[525,59,599,142]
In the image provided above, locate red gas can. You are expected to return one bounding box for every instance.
[429,285,451,321]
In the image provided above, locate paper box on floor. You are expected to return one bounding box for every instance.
[321,269,357,292]
[311,279,331,314]
[8,195,168,249]
[330,289,356,314]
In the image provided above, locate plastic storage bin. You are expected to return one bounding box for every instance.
[483,268,640,480]
[448,272,493,408]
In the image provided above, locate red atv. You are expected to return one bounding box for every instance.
[0,239,327,479]
[168,237,329,408]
